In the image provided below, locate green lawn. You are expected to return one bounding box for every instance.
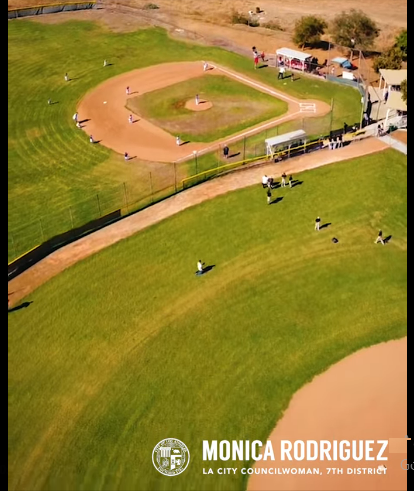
[127,75,288,142]
[8,149,407,491]
[8,20,360,261]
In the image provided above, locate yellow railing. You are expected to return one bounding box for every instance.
[182,139,323,188]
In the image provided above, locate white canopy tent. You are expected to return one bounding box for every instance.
[265,130,307,160]
[276,47,313,72]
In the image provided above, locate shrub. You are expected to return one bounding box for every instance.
[372,47,403,73]
[331,9,379,51]
[292,16,327,48]
[401,79,407,104]
[143,3,159,9]
[263,20,285,32]
[231,11,259,27]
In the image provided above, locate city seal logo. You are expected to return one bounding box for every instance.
[152,438,190,476]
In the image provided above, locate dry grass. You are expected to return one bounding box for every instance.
[9,0,406,51]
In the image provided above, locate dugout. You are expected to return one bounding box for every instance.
[265,130,307,160]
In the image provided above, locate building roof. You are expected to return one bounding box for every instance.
[379,69,407,86]
[265,130,307,147]
[276,47,312,62]
[386,91,407,111]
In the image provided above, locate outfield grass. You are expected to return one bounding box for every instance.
[127,75,288,142]
[8,149,407,491]
[8,20,360,260]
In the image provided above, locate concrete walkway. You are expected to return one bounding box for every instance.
[8,138,388,306]
[378,133,407,154]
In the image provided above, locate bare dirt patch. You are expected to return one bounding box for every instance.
[248,337,407,491]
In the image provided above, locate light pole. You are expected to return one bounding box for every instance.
[359,91,366,130]
[350,38,356,60]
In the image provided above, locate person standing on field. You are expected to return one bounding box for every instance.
[176,136,181,146]
[223,145,229,159]
[195,94,200,106]
[267,188,272,205]
[252,47,259,69]
[315,216,321,231]
[374,230,385,244]
[289,175,293,188]
[281,172,287,187]
[196,260,205,275]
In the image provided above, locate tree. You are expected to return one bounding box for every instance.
[331,9,379,56]
[372,47,403,73]
[394,29,407,60]
[292,16,327,48]
[401,79,407,104]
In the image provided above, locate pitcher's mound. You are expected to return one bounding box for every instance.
[185,99,213,111]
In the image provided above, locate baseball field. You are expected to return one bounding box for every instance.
[8,7,407,491]
[8,19,361,262]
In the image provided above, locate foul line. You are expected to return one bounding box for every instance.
[212,64,299,104]
[175,111,302,163]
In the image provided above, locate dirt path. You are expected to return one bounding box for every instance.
[248,337,407,491]
[8,137,387,305]
[77,61,330,162]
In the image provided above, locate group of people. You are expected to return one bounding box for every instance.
[328,134,343,150]
[252,46,266,69]
[262,172,292,190]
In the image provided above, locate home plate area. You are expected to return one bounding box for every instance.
[299,103,316,113]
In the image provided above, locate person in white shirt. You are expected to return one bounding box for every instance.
[176,136,181,146]
[197,260,205,275]
[262,175,268,188]
[73,112,78,123]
